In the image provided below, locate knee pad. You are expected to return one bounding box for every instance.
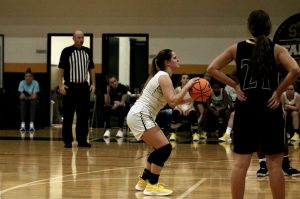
[149,144,172,167]
[147,151,155,164]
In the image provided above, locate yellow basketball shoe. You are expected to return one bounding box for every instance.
[291,132,300,141]
[143,182,173,196]
[192,132,200,141]
[169,132,176,141]
[200,131,207,140]
[135,176,148,191]
[291,141,299,150]
[218,133,232,142]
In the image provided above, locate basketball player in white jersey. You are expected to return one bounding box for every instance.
[127,49,199,196]
[282,84,300,141]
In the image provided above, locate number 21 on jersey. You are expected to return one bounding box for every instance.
[241,59,271,90]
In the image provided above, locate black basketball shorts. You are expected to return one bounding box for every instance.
[232,107,285,155]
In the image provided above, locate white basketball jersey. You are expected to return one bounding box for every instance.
[134,71,168,117]
[283,91,298,106]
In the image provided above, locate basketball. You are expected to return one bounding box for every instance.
[189,78,211,102]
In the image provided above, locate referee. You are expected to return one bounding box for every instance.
[58,30,96,148]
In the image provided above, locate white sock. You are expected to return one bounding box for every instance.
[259,158,266,163]
[225,127,232,135]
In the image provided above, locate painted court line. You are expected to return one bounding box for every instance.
[177,178,207,199]
[0,165,144,196]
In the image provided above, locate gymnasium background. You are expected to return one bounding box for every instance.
[0,0,299,128]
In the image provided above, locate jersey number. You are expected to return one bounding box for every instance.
[241,59,271,90]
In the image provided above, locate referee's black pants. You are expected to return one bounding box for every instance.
[62,82,90,145]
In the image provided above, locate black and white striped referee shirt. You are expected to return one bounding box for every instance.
[58,45,94,84]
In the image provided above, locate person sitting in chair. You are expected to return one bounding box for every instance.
[18,67,40,134]
[103,75,128,138]
[169,74,198,142]
[282,84,300,141]
[203,81,230,138]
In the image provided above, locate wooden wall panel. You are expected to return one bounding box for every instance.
[4,63,47,73]
[4,63,235,75]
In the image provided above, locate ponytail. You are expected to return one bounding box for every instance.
[149,57,160,78]
[247,10,273,79]
[249,35,273,79]
[142,49,173,90]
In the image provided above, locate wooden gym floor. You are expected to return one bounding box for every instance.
[0,126,299,199]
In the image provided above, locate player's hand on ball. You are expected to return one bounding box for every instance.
[189,78,211,102]
[187,77,200,88]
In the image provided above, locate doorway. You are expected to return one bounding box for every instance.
[47,33,93,125]
[102,33,149,93]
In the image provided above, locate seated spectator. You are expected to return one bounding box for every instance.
[103,75,128,138]
[18,67,40,134]
[281,84,300,141]
[224,83,237,110]
[202,81,230,138]
[219,84,237,142]
[219,111,234,142]
[169,74,198,141]
[194,73,211,140]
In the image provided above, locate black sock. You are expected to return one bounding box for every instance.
[282,156,290,169]
[149,173,160,184]
[141,169,151,180]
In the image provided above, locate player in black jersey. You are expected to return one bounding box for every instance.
[207,10,300,199]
